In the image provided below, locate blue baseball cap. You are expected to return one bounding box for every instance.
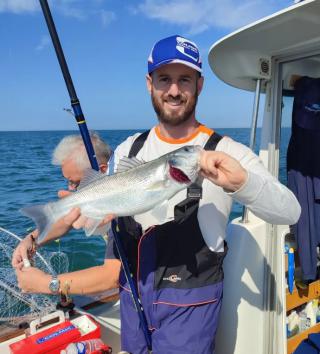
[148,35,202,74]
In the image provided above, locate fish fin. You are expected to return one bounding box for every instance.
[83,217,104,237]
[116,157,145,173]
[81,204,110,236]
[91,223,111,236]
[20,204,55,243]
[82,204,106,218]
[150,200,168,224]
[78,169,105,190]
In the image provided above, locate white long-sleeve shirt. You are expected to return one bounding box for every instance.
[113,124,301,252]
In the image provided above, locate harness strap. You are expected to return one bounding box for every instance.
[186,131,222,199]
[203,131,223,151]
[128,130,150,158]
[176,131,222,222]
[129,128,222,157]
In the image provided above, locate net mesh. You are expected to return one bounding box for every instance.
[0,227,69,326]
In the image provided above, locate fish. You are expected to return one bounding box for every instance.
[21,145,202,242]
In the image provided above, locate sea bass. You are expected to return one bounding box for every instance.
[21,145,202,242]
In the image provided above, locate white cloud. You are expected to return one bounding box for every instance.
[0,0,38,13]
[100,9,116,27]
[35,35,50,51]
[136,0,292,34]
[0,0,115,24]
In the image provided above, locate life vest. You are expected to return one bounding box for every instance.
[114,130,228,292]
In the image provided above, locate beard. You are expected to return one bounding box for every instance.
[151,88,198,127]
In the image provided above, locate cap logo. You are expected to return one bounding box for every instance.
[176,36,199,63]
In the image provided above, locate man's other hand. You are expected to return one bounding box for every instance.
[200,150,248,192]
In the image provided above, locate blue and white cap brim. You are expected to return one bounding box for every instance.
[150,59,202,73]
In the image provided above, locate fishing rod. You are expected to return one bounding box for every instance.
[38,1,153,350]
[39,0,98,171]
[111,220,152,351]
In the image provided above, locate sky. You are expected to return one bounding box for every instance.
[0,0,295,131]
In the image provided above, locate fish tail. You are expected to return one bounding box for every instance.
[20,204,55,243]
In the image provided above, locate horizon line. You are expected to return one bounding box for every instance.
[0,126,292,133]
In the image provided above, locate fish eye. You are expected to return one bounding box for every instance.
[183,147,190,152]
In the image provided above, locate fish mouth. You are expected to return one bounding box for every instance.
[169,165,190,183]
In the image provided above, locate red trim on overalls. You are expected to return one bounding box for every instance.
[137,226,155,297]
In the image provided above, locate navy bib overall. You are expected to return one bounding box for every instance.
[107,131,227,354]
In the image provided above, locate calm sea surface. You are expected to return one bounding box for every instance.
[0,128,290,271]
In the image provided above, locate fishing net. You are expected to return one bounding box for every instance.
[0,227,69,325]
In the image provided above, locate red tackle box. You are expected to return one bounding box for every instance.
[9,310,108,354]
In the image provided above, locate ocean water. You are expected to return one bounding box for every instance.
[0,128,290,272]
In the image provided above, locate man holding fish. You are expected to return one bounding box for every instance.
[14,35,301,354]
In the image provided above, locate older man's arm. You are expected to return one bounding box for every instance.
[16,258,121,295]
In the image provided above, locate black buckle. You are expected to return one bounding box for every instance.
[187,186,202,199]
